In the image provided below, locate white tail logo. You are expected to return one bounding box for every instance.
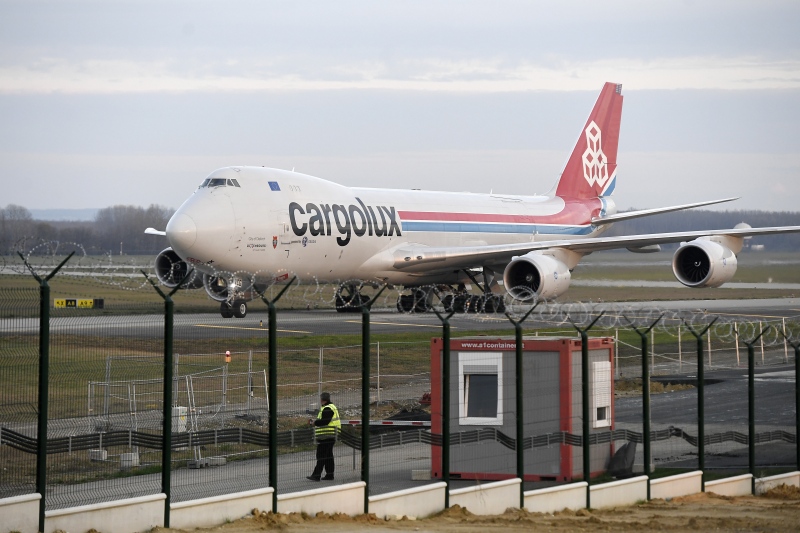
[582,121,609,187]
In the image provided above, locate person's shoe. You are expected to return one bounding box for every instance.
[306,476,320,481]
[322,475,334,480]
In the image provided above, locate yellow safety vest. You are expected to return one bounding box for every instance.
[315,403,341,439]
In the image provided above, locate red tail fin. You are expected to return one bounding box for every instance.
[552,82,623,200]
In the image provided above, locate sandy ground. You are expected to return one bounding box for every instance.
[149,485,800,533]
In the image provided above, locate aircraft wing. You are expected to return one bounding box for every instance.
[391,225,800,273]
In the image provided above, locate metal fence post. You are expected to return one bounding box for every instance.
[19,251,73,533]
[256,278,296,514]
[431,305,456,509]
[625,314,663,501]
[142,267,194,528]
[569,312,604,509]
[738,326,770,495]
[359,285,386,515]
[684,318,718,492]
[505,303,538,509]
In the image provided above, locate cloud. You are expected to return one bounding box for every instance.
[2,56,799,94]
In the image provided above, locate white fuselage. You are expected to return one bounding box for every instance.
[165,166,613,286]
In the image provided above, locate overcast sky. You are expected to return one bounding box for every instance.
[1,0,799,213]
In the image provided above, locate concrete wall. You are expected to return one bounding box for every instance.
[589,475,648,509]
[524,482,587,514]
[0,493,40,533]
[170,488,273,529]
[368,482,446,519]
[6,470,798,532]
[650,471,703,500]
[754,472,800,495]
[449,479,521,515]
[277,482,365,516]
[706,474,753,497]
[44,494,165,533]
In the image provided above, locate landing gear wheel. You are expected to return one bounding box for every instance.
[483,294,506,313]
[335,283,366,313]
[220,302,234,318]
[233,300,247,318]
[396,294,415,313]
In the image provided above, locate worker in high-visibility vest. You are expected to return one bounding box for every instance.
[307,392,340,481]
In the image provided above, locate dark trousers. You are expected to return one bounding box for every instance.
[311,439,335,477]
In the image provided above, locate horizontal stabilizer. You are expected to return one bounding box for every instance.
[592,197,739,225]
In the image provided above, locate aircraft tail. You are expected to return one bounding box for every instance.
[551,82,623,200]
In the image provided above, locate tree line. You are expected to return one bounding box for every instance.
[1,204,171,256]
[2,203,799,257]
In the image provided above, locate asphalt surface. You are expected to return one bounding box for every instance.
[4,297,800,339]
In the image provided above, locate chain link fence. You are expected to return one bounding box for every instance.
[0,252,798,521]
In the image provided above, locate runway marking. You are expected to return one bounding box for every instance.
[346,320,454,329]
[194,324,311,334]
[706,312,792,320]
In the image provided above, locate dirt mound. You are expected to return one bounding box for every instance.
[761,483,800,500]
[435,503,475,520]
[672,491,737,504]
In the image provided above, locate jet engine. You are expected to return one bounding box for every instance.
[672,239,738,288]
[503,252,571,301]
[203,273,233,302]
[154,248,204,289]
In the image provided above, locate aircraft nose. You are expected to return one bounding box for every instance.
[166,213,197,252]
[166,193,236,259]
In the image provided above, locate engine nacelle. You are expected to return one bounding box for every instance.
[203,273,231,302]
[503,252,571,301]
[672,239,738,288]
[154,248,203,289]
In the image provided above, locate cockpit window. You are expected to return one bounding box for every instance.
[199,177,241,188]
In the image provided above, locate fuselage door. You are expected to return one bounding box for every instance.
[276,211,292,244]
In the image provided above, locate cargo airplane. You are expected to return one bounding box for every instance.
[147,82,800,318]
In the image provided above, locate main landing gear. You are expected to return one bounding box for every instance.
[334,282,369,313]
[396,278,506,314]
[220,300,247,318]
[396,290,506,314]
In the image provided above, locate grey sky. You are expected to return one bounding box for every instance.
[1,1,799,212]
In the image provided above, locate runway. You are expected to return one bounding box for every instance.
[3,297,800,339]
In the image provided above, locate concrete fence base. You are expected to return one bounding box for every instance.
[524,482,587,514]
[368,482,446,519]
[650,471,703,500]
[754,472,800,495]
[170,488,274,529]
[449,478,521,515]
[589,475,648,509]
[44,494,165,533]
[0,493,40,533]
[705,474,753,497]
[3,471,800,532]
[277,481,365,516]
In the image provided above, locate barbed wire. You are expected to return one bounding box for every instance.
[2,244,799,344]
